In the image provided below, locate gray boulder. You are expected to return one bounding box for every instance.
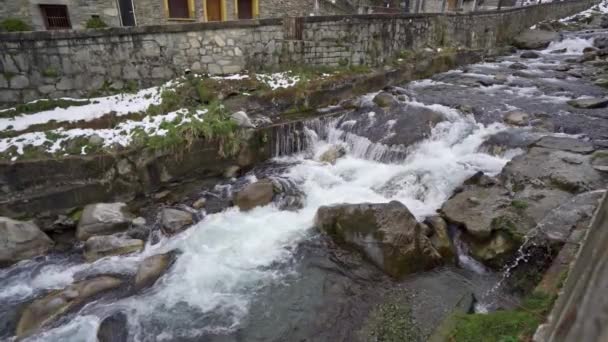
[520,51,540,59]
[315,201,442,278]
[534,136,595,154]
[16,276,123,337]
[318,145,346,164]
[160,208,193,235]
[84,235,144,262]
[567,97,608,109]
[234,179,275,211]
[0,217,54,266]
[372,92,398,107]
[230,111,255,128]
[513,29,559,49]
[134,252,177,290]
[424,216,456,262]
[503,111,530,126]
[509,62,529,70]
[76,203,133,241]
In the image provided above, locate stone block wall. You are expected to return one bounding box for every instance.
[0,0,597,106]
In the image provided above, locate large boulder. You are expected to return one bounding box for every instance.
[134,252,177,290]
[513,29,559,50]
[533,136,595,154]
[567,97,608,109]
[0,217,54,267]
[234,179,275,211]
[373,92,398,107]
[424,216,456,263]
[76,203,134,241]
[314,201,442,278]
[16,276,123,337]
[84,235,144,262]
[160,208,194,235]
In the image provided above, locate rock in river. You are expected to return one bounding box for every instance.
[84,235,144,262]
[161,208,194,235]
[520,51,540,59]
[318,145,346,164]
[16,276,123,337]
[315,201,442,278]
[513,29,559,49]
[503,110,530,126]
[234,179,275,211]
[0,217,54,266]
[372,92,398,108]
[567,97,608,109]
[76,203,134,241]
[134,251,177,290]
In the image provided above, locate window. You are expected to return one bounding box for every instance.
[167,0,191,19]
[39,4,71,29]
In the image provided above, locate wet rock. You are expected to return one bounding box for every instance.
[594,36,608,50]
[555,64,571,71]
[583,46,598,54]
[594,78,608,88]
[520,51,540,59]
[16,276,123,337]
[513,29,559,50]
[567,70,583,78]
[97,312,128,342]
[132,217,146,227]
[503,111,530,126]
[88,134,104,146]
[591,150,608,172]
[134,251,177,290]
[494,73,508,83]
[341,98,361,110]
[153,190,171,200]
[508,62,529,70]
[372,92,398,108]
[567,97,608,109]
[479,129,539,155]
[160,208,194,234]
[318,145,346,164]
[192,197,207,209]
[0,217,54,266]
[230,111,255,128]
[84,235,144,262]
[234,179,275,211]
[223,165,240,178]
[550,48,568,54]
[424,216,455,262]
[534,136,595,154]
[502,147,604,193]
[76,203,134,241]
[315,201,442,278]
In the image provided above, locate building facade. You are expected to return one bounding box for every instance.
[0,0,362,31]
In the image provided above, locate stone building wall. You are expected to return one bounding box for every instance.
[0,0,597,106]
[0,0,121,31]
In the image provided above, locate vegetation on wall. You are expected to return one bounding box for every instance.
[85,17,108,29]
[0,18,30,32]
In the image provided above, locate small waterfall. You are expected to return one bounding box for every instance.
[270,121,307,157]
[451,227,489,275]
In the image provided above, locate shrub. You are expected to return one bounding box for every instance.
[0,18,30,32]
[85,17,108,29]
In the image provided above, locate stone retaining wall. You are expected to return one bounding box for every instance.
[0,0,597,106]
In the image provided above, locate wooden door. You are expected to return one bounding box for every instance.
[207,0,222,21]
[238,0,252,19]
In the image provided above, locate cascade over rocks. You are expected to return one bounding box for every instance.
[76,203,134,241]
[314,201,442,278]
[0,217,54,266]
[234,179,275,211]
[16,276,123,337]
[160,208,194,235]
[84,235,144,262]
[513,29,560,49]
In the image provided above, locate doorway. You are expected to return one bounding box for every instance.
[118,0,135,26]
[206,0,222,21]
[237,0,253,19]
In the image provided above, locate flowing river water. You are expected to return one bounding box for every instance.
[1,28,607,341]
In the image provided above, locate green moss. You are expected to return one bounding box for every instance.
[42,67,59,78]
[360,298,422,342]
[511,200,528,211]
[1,99,91,119]
[0,18,30,32]
[85,17,108,29]
[449,292,555,342]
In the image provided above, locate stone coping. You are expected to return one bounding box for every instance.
[0,0,595,42]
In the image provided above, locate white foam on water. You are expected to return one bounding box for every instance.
[544,37,594,55]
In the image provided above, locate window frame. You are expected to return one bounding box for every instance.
[39,4,72,30]
[164,0,196,20]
